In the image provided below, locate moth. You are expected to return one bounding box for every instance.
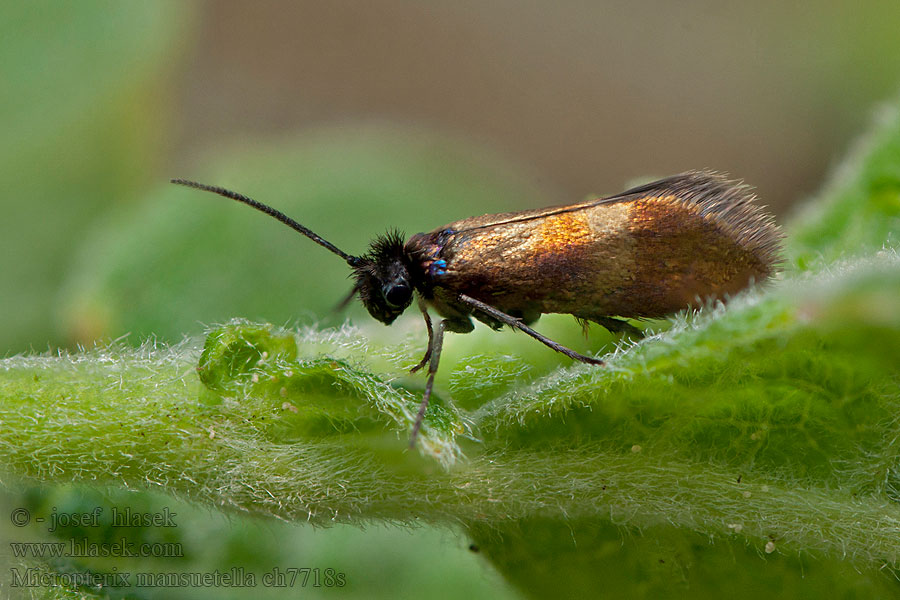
[172,171,782,447]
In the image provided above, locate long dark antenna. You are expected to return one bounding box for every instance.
[171,179,363,266]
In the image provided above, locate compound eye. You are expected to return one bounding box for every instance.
[383,283,412,308]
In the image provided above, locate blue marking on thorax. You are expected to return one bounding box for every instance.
[429,259,448,277]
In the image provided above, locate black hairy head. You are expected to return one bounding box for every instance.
[352,230,414,324]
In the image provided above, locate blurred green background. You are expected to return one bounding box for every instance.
[2,1,900,598]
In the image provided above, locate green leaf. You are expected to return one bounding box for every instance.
[0,1,190,352]
[3,252,900,598]
[787,94,900,266]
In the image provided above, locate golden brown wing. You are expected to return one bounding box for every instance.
[426,171,782,321]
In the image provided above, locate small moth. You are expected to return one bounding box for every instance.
[172,171,782,447]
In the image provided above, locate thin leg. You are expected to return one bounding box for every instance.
[331,284,360,314]
[410,299,433,374]
[458,294,604,365]
[409,319,446,449]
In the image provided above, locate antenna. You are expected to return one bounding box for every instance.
[171,179,363,267]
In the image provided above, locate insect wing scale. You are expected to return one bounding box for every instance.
[406,171,781,326]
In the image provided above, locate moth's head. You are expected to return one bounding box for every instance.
[352,231,414,325]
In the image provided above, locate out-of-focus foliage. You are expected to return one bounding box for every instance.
[789,103,900,266]
[0,2,187,352]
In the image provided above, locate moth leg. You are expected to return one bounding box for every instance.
[410,299,433,374]
[590,316,644,338]
[409,316,473,448]
[458,294,604,366]
[331,283,361,314]
[409,318,445,449]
